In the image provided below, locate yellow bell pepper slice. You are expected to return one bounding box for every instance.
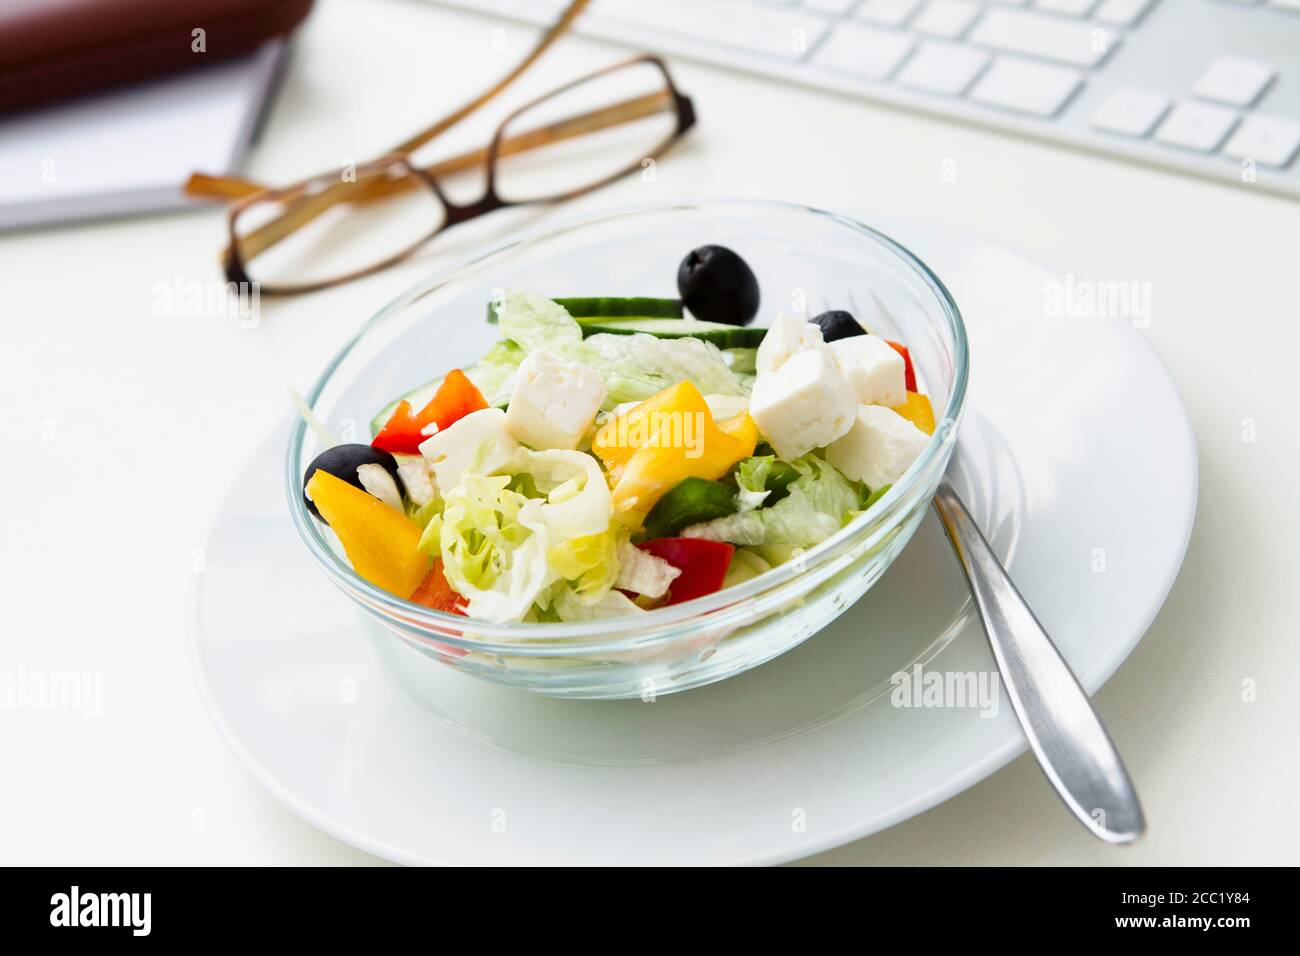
[892,391,936,435]
[306,469,430,598]
[717,411,760,447]
[592,382,758,522]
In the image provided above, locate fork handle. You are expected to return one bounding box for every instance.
[932,478,1145,843]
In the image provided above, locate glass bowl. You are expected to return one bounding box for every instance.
[287,199,968,700]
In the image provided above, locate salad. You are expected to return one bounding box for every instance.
[302,245,938,625]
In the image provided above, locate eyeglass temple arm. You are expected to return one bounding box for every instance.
[391,0,592,156]
[201,0,596,271]
[198,89,674,264]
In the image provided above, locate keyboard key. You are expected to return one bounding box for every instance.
[1094,0,1158,25]
[970,55,1084,115]
[803,0,861,13]
[1223,115,1300,167]
[589,0,830,60]
[968,8,1118,67]
[1033,0,1098,15]
[1089,88,1170,136]
[1154,102,1239,151]
[1192,56,1277,107]
[857,0,920,24]
[911,1,982,37]
[897,42,990,94]
[813,21,916,78]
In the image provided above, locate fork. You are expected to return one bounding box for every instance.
[837,287,1144,842]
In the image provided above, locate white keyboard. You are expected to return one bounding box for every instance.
[424,0,1300,199]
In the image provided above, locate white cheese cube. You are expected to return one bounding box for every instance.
[505,350,607,450]
[703,393,750,422]
[418,407,518,493]
[828,335,906,407]
[825,405,929,490]
[749,349,857,460]
[756,311,827,376]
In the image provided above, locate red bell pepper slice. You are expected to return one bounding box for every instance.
[886,341,917,393]
[638,538,735,606]
[372,368,488,455]
[409,560,467,616]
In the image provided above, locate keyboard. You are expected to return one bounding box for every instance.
[425,0,1300,200]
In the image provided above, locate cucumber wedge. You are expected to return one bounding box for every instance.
[581,318,766,349]
[487,295,682,323]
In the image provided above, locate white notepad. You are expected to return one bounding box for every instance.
[0,42,285,231]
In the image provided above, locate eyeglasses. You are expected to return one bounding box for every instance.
[184,0,695,296]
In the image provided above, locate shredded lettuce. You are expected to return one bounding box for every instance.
[861,483,891,510]
[724,347,757,374]
[578,332,748,404]
[470,339,527,406]
[721,548,772,589]
[495,291,584,358]
[547,587,646,622]
[405,493,442,529]
[496,289,748,406]
[681,456,860,548]
[423,473,551,623]
[614,540,680,598]
[734,456,775,512]
[422,445,620,622]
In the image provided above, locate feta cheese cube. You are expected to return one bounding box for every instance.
[418,407,518,493]
[756,311,827,375]
[828,335,906,407]
[825,405,929,489]
[505,350,607,450]
[749,349,857,460]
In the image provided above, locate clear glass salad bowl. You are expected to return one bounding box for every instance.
[288,199,968,700]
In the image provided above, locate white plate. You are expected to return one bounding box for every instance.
[192,220,1196,865]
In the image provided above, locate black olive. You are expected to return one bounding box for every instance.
[676,245,760,326]
[303,443,402,521]
[811,310,866,342]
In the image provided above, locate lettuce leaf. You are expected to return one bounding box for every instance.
[680,456,860,548]
[547,587,646,622]
[496,289,748,406]
[614,540,680,598]
[427,473,552,623]
[734,456,775,512]
[470,339,527,407]
[721,548,772,589]
[426,446,621,622]
[578,332,748,404]
[495,290,584,358]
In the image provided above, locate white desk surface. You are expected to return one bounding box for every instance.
[2,0,1296,866]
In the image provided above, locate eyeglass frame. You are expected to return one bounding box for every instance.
[223,53,694,295]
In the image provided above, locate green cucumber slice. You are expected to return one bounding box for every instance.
[581,318,766,349]
[643,478,738,540]
[487,295,682,323]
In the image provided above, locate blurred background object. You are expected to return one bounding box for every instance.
[186,0,697,295]
[0,0,312,113]
[431,0,1300,201]
[0,0,313,229]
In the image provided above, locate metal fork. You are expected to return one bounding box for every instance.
[838,288,1144,842]
[932,479,1145,843]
